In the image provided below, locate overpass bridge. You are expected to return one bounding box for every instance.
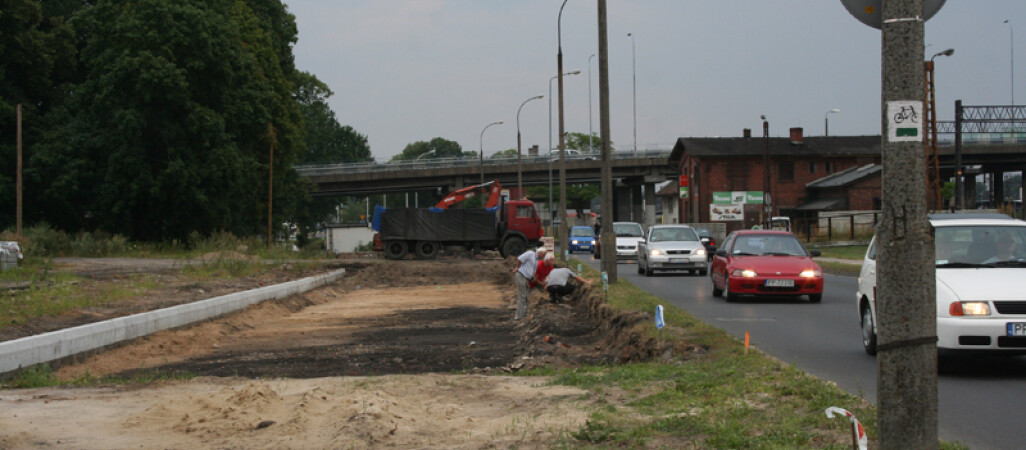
[296,150,678,222]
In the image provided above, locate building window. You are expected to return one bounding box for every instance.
[825,161,835,173]
[778,161,794,182]
[809,161,816,174]
[873,197,882,209]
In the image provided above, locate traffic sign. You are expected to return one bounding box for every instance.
[839,0,946,29]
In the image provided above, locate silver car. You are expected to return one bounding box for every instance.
[637,225,708,276]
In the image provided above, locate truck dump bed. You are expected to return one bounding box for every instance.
[380,208,497,242]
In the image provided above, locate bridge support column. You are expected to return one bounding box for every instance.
[993,171,1004,206]
[644,183,656,226]
[614,182,632,221]
[631,183,644,223]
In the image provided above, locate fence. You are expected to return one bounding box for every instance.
[792,211,879,243]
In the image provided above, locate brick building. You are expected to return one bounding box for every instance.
[669,128,882,232]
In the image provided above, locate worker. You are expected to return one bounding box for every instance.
[511,247,545,320]
[532,252,555,291]
[544,265,590,304]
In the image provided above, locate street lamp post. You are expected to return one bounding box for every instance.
[557,0,573,260]
[928,48,954,209]
[762,116,770,226]
[824,108,840,136]
[549,70,580,231]
[479,121,503,185]
[628,32,637,153]
[1006,20,1015,106]
[517,95,544,196]
[588,53,596,153]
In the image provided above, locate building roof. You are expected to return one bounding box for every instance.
[669,135,881,166]
[793,198,846,211]
[655,182,679,197]
[806,164,881,189]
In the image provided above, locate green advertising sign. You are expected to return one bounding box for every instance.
[679,187,689,199]
[746,191,764,205]
[712,192,732,205]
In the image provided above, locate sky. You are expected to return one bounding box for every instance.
[287,1,1026,162]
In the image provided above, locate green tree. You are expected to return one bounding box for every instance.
[565,132,604,153]
[490,148,518,158]
[390,137,463,161]
[294,71,371,165]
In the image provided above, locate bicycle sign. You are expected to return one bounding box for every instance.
[887,100,924,142]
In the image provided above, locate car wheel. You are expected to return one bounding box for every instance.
[724,277,737,303]
[384,241,408,260]
[644,264,653,276]
[711,272,723,297]
[699,268,708,276]
[861,305,877,355]
[414,241,440,259]
[637,259,644,274]
[808,293,822,303]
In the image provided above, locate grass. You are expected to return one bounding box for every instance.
[812,245,868,261]
[524,257,969,449]
[2,364,195,389]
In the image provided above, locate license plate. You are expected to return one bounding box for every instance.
[765,279,794,287]
[669,258,687,263]
[1008,323,1026,337]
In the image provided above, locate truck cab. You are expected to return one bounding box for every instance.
[500,199,544,256]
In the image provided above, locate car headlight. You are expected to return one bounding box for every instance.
[694,248,706,256]
[949,301,991,316]
[649,249,663,256]
[732,269,757,277]
[799,269,821,278]
[571,240,579,244]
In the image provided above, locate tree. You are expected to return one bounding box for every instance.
[294,71,371,165]
[390,137,463,161]
[565,132,603,153]
[490,148,518,158]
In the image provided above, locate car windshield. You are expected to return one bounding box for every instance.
[570,228,595,237]
[613,223,643,237]
[732,234,807,256]
[649,227,699,242]
[935,225,1026,267]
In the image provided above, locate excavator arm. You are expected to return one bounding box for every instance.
[435,180,503,209]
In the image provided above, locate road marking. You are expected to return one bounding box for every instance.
[714,318,777,322]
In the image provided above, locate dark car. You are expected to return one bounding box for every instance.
[695,228,717,260]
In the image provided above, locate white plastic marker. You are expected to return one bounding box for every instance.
[655,305,665,329]
[824,406,868,450]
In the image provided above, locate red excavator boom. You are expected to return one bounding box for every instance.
[434,180,502,209]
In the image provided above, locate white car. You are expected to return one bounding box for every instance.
[606,221,644,260]
[636,225,708,276]
[857,213,1026,358]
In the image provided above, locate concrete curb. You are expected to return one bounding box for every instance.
[0,268,346,375]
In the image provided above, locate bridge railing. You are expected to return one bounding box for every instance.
[295,148,672,176]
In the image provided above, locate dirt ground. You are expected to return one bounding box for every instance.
[0,257,666,449]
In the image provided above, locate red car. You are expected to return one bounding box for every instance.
[710,230,824,303]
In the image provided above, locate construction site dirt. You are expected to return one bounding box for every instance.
[1,256,670,449]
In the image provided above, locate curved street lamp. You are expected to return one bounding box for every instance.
[549,70,581,226]
[824,108,840,136]
[517,94,544,195]
[628,32,637,153]
[1005,20,1014,105]
[416,149,436,160]
[479,121,503,185]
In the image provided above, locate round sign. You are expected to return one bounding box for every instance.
[840,0,947,30]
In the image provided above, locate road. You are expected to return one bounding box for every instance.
[578,255,1026,450]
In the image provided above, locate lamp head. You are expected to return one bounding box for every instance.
[760,115,766,120]
[567,70,581,75]
[829,108,841,114]
[627,32,632,37]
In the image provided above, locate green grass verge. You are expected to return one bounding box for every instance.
[532,258,968,449]
[2,364,195,389]
[813,245,868,261]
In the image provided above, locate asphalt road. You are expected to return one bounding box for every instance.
[577,254,1026,450]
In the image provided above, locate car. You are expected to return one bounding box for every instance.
[636,225,708,276]
[603,221,644,260]
[567,226,597,253]
[710,230,823,303]
[694,227,717,260]
[857,213,1026,357]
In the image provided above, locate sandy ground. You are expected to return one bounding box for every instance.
[1,258,657,448]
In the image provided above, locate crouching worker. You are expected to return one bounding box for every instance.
[544,265,590,304]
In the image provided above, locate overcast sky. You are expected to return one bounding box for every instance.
[288,1,1025,162]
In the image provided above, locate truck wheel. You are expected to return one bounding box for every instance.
[501,237,526,258]
[384,241,408,260]
[415,241,440,259]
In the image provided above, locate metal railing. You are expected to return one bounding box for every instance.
[294,148,673,176]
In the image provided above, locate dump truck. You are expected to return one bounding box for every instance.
[375,181,544,259]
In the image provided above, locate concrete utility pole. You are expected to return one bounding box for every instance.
[267,123,276,247]
[878,0,938,447]
[16,104,23,238]
[597,0,616,281]
[557,0,570,262]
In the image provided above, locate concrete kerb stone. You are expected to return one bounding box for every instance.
[0,268,346,375]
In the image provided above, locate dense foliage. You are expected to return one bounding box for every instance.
[390,137,472,161]
[0,0,368,241]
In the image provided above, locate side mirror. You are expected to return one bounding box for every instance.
[715,249,727,257]
[810,249,822,257]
